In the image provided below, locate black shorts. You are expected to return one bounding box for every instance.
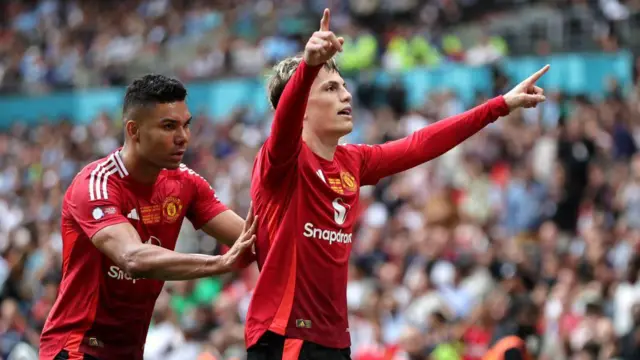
[54,350,100,360]
[247,331,351,360]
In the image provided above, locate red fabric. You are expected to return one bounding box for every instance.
[463,326,492,360]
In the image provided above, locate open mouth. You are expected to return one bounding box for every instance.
[338,107,352,116]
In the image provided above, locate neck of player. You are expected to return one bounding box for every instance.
[119,144,162,184]
[303,129,340,161]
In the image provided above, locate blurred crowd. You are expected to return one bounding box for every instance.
[2,0,637,95]
[0,0,516,95]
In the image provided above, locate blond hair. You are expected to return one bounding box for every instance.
[267,55,340,109]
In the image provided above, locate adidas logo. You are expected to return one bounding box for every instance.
[127,209,139,220]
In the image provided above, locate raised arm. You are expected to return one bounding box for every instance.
[95,205,257,281]
[263,8,344,169]
[266,61,321,166]
[358,65,550,185]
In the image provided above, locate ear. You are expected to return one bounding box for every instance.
[125,120,140,142]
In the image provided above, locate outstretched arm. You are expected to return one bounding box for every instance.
[93,204,256,280]
[358,65,550,185]
[358,96,509,184]
[91,219,255,281]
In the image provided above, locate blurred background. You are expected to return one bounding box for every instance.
[1,0,640,359]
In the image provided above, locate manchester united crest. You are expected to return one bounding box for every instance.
[162,196,183,223]
[340,171,357,192]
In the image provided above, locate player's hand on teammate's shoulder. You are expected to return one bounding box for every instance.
[304,8,344,66]
[221,202,258,270]
[503,64,550,112]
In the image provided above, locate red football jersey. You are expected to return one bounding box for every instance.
[40,150,227,360]
[244,61,509,349]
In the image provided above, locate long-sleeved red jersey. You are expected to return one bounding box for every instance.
[245,60,510,349]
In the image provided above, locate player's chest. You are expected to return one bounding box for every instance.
[119,182,188,245]
[298,152,360,195]
[297,158,360,227]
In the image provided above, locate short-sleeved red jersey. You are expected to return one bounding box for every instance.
[40,150,227,360]
[244,61,509,349]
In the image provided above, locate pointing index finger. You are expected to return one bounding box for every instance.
[320,8,330,31]
[524,64,550,85]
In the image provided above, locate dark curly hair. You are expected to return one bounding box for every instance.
[122,74,187,120]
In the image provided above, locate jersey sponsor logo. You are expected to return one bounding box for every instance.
[301,198,353,245]
[107,265,140,283]
[303,222,353,244]
[340,171,357,192]
[332,198,349,225]
[162,196,183,223]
